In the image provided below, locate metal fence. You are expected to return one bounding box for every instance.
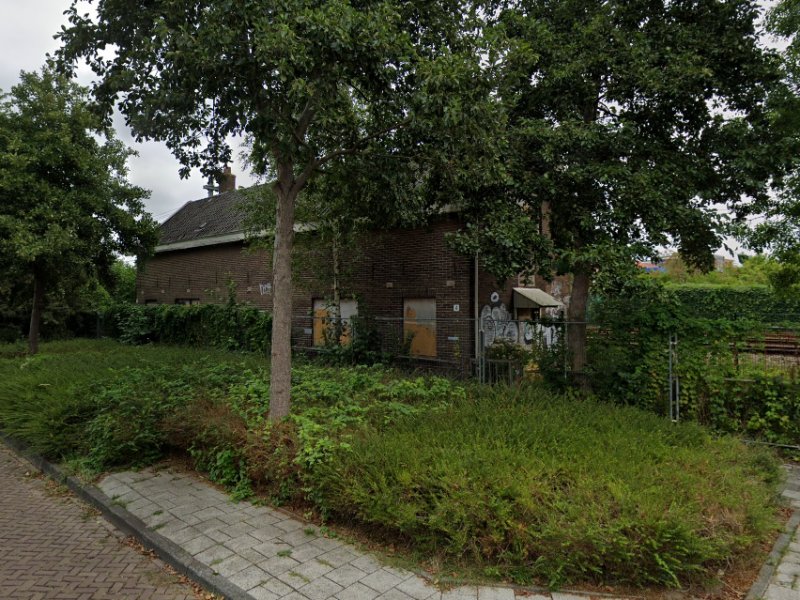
[298,313,800,428]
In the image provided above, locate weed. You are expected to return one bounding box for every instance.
[287,571,311,584]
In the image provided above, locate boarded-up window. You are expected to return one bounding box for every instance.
[313,299,358,346]
[403,298,436,357]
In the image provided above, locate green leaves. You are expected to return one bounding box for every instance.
[454,0,786,295]
[0,67,156,345]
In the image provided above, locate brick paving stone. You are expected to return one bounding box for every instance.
[280,528,319,546]
[253,539,293,558]
[290,542,326,563]
[297,576,344,600]
[763,584,799,600]
[396,577,440,600]
[214,554,253,577]
[317,547,359,569]
[258,577,296,597]
[229,565,270,590]
[249,587,281,600]
[183,534,216,556]
[259,555,302,577]
[777,562,800,576]
[98,467,546,600]
[377,590,417,600]
[361,568,407,593]
[336,581,381,600]
[477,587,515,600]
[326,564,370,587]
[0,444,197,599]
[251,524,285,542]
[194,543,234,564]
[441,586,478,600]
[757,464,800,599]
[289,558,335,582]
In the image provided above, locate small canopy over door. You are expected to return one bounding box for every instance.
[513,287,563,309]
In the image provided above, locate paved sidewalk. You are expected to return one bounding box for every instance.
[760,464,800,600]
[0,443,199,600]
[100,463,800,600]
[99,468,579,600]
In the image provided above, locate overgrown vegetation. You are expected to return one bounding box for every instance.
[313,388,780,588]
[576,278,800,446]
[107,301,272,354]
[0,339,782,590]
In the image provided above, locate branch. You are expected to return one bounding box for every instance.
[293,100,316,146]
[293,116,412,194]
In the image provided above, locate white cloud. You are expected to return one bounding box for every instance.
[0,0,256,223]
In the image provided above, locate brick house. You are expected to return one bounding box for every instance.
[137,178,571,370]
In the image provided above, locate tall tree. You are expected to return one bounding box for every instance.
[57,0,493,419]
[454,0,788,375]
[0,68,156,354]
[747,0,800,296]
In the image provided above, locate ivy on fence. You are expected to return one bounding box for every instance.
[580,279,800,446]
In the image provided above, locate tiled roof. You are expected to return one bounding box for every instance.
[159,189,247,245]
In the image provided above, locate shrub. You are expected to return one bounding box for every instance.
[581,279,800,445]
[107,302,272,353]
[310,384,780,588]
[85,362,243,469]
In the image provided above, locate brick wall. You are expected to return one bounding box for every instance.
[137,214,571,368]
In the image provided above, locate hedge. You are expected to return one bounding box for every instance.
[669,284,800,324]
[106,303,272,353]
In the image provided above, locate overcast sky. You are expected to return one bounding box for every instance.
[0,0,257,223]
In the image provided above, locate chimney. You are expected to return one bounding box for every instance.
[219,166,236,194]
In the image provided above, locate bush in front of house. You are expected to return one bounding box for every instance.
[107,302,272,353]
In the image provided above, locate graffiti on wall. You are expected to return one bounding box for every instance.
[481,292,560,349]
[480,298,519,346]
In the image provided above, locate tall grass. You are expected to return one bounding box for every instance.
[312,385,781,587]
[0,339,265,458]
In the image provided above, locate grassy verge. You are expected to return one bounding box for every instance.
[0,339,783,590]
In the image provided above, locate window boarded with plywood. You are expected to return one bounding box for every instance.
[313,299,358,346]
[403,298,436,358]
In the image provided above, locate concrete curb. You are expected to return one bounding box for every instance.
[745,506,800,600]
[0,432,253,600]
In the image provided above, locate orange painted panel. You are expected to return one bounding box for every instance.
[403,299,436,357]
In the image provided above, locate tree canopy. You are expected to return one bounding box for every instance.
[745,0,800,297]
[57,0,499,419]
[0,68,156,353]
[451,0,791,373]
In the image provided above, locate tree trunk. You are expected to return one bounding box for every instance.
[28,270,44,355]
[566,267,591,383]
[269,167,298,421]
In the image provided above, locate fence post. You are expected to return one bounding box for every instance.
[563,321,568,380]
[478,328,485,384]
[668,333,680,422]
